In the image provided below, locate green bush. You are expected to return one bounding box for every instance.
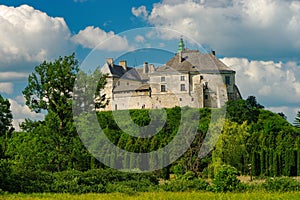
[212,165,242,192]
[1,168,159,194]
[52,169,158,193]
[263,177,300,192]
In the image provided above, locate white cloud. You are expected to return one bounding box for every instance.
[143,0,300,60]
[9,97,44,131]
[0,82,13,94]
[132,6,148,18]
[0,5,74,71]
[72,26,130,51]
[135,35,145,43]
[267,106,299,123]
[0,72,28,81]
[221,57,300,108]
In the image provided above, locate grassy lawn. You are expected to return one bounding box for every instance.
[1,192,300,200]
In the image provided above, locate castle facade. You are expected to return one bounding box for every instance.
[100,39,241,111]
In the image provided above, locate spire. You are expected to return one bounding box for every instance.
[177,37,185,53]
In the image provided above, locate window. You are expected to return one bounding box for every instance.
[179,98,182,101]
[180,84,185,91]
[117,81,120,86]
[225,76,230,85]
[127,82,129,86]
[180,76,185,81]
[161,84,166,92]
[191,98,194,101]
[205,94,208,100]
[161,76,165,82]
[115,104,118,110]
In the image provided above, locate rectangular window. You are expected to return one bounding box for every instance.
[161,76,165,82]
[179,98,182,101]
[225,76,230,85]
[180,84,185,91]
[205,94,208,100]
[161,84,166,92]
[180,76,185,81]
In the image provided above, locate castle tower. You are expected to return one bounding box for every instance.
[177,37,185,52]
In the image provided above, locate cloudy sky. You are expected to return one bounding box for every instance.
[0,0,299,129]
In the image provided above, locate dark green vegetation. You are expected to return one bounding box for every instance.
[0,54,299,194]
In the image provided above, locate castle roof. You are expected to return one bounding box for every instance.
[157,49,234,74]
[101,62,142,80]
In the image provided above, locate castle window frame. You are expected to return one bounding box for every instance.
[180,75,185,81]
[225,76,230,85]
[161,84,166,92]
[180,84,186,91]
[161,76,165,82]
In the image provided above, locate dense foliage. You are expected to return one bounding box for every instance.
[212,165,243,192]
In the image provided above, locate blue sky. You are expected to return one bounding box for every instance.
[0,0,300,129]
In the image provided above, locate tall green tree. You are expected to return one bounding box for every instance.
[0,94,13,158]
[23,53,79,133]
[294,111,300,129]
[0,94,13,136]
[226,96,263,124]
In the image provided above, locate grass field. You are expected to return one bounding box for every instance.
[1,192,300,200]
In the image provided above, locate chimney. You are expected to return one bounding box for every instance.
[149,64,155,73]
[119,60,127,70]
[106,58,114,65]
[178,51,183,63]
[143,62,149,74]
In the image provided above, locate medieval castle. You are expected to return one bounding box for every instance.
[100,39,241,111]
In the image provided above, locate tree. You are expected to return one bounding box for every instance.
[0,94,13,158]
[23,53,79,133]
[21,54,108,171]
[73,69,108,113]
[0,94,13,136]
[226,96,263,124]
[294,111,300,129]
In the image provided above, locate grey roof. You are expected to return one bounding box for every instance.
[101,49,234,83]
[135,68,150,81]
[101,63,142,80]
[157,49,234,73]
[113,81,150,92]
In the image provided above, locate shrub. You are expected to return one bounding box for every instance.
[212,164,242,192]
[263,177,300,192]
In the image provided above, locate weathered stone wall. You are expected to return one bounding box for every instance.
[100,69,237,111]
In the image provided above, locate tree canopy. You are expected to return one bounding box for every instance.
[22,53,79,131]
[0,94,13,136]
[294,111,300,129]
